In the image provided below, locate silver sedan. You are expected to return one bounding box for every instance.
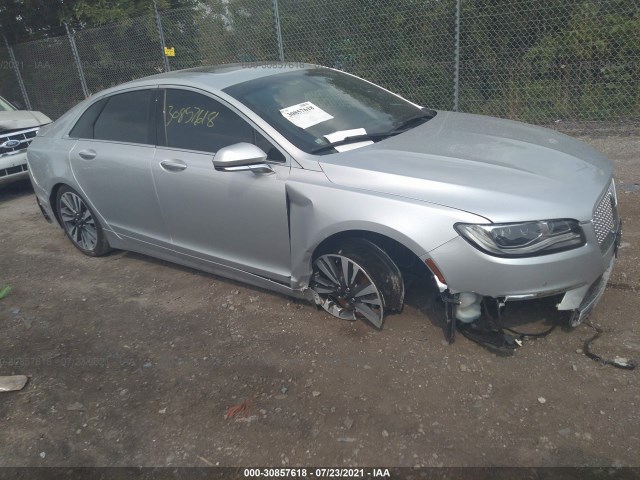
[27,63,621,348]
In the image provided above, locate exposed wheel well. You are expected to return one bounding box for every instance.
[312,230,430,280]
[49,183,66,227]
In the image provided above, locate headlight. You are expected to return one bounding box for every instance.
[455,219,585,257]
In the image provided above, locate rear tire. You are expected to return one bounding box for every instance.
[56,185,111,257]
[311,239,404,329]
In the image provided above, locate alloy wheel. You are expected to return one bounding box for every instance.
[59,191,98,251]
[311,253,384,328]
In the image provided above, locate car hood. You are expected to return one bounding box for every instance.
[0,110,51,132]
[319,111,613,223]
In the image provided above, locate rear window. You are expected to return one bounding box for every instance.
[68,98,108,139]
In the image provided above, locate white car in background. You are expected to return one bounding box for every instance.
[0,95,51,186]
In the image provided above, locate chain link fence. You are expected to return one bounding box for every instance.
[12,36,86,119]
[278,0,457,111]
[74,14,166,94]
[0,43,24,109]
[458,0,640,123]
[161,2,280,71]
[1,0,638,125]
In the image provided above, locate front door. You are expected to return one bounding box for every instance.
[151,87,291,283]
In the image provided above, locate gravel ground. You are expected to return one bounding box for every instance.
[0,133,638,468]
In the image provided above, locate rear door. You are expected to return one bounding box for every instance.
[69,88,169,244]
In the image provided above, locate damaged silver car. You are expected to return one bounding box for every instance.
[27,64,621,349]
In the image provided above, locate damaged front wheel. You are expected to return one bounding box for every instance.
[310,239,404,329]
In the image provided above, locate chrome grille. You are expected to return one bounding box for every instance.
[0,163,28,178]
[592,180,618,251]
[0,127,39,157]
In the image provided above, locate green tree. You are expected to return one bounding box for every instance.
[278,0,456,109]
[0,0,196,42]
[524,0,640,120]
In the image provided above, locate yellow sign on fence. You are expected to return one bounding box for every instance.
[164,47,175,57]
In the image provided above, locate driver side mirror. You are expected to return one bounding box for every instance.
[212,142,274,175]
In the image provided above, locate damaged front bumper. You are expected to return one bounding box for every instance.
[424,217,621,328]
[570,212,622,326]
[565,245,617,327]
[0,150,29,186]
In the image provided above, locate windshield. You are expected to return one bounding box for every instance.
[224,68,432,154]
[0,96,16,112]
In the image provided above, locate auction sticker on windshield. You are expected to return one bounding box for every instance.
[280,102,333,129]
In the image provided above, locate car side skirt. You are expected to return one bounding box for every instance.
[104,230,313,302]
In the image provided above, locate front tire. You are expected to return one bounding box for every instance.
[310,239,404,329]
[56,185,111,257]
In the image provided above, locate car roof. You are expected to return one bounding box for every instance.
[101,62,315,95]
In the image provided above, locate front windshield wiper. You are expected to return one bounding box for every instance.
[309,108,437,155]
[388,108,437,135]
[310,132,395,155]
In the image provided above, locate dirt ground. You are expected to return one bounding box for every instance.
[0,133,638,468]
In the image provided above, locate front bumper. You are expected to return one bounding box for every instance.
[565,219,621,325]
[0,150,29,186]
[566,252,615,326]
[425,217,620,323]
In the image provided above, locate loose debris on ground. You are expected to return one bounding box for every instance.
[0,375,28,392]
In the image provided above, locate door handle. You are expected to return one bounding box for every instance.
[78,149,97,160]
[160,159,188,172]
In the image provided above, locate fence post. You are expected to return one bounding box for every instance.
[453,0,462,111]
[65,23,90,98]
[3,35,31,110]
[152,0,171,72]
[272,0,285,62]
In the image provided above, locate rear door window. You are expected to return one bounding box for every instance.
[93,90,154,144]
[68,98,108,139]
